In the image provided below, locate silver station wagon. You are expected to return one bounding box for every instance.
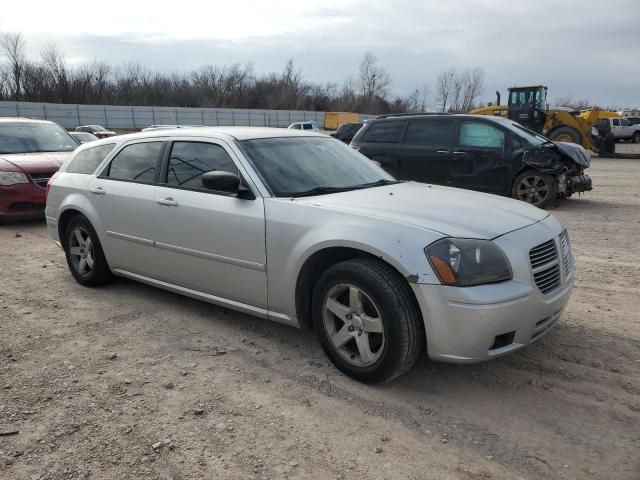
[46,128,574,383]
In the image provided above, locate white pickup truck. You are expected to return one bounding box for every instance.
[595,117,640,143]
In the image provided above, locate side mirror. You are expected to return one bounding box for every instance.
[202,171,247,194]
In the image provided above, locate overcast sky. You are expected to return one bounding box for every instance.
[1,0,638,107]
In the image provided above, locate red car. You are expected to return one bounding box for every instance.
[0,118,77,223]
[75,125,116,139]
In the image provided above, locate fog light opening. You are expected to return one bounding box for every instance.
[490,331,516,350]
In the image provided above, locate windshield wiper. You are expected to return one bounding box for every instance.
[352,179,403,189]
[287,179,402,198]
[288,186,359,198]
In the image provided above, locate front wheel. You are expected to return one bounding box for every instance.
[633,132,640,144]
[63,215,113,287]
[512,171,558,209]
[312,258,423,383]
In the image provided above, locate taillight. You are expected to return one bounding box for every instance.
[46,171,61,202]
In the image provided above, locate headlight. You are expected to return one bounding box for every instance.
[425,238,512,287]
[0,171,29,186]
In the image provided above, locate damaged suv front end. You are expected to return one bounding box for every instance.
[507,120,593,206]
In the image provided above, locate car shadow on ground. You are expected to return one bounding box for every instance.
[101,275,627,397]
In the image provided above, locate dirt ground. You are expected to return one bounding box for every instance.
[1,152,639,480]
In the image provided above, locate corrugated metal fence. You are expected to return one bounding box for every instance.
[0,101,354,129]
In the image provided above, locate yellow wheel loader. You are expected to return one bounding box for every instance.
[471,85,614,155]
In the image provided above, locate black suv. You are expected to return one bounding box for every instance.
[350,114,592,208]
[331,122,364,144]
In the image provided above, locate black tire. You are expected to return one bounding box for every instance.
[312,258,423,383]
[604,133,616,156]
[633,132,640,144]
[548,126,582,145]
[512,171,558,209]
[63,215,113,287]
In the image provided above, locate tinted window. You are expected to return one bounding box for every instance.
[166,142,237,189]
[459,121,505,148]
[302,124,313,130]
[612,119,620,126]
[105,142,163,182]
[362,121,404,143]
[620,119,631,127]
[405,119,454,145]
[67,144,116,174]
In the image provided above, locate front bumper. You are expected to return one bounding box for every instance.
[412,215,574,363]
[566,173,592,195]
[0,182,47,219]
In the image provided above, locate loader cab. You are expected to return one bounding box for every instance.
[507,85,548,133]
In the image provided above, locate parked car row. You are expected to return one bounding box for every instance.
[1,112,594,224]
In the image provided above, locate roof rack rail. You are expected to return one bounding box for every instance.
[375,112,453,119]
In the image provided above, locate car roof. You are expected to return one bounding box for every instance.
[369,113,502,123]
[0,117,58,125]
[74,127,328,153]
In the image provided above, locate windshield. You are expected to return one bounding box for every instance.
[503,120,550,146]
[0,123,79,154]
[89,125,107,132]
[239,137,394,197]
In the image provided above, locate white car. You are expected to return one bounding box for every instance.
[45,128,574,383]
[287,121,319,131]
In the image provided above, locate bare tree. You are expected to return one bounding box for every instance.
[405,84,430,112]
[0,32,27,99]
[358,52,390,112]
[461,67,485,111]
[436,67,485,112]
[41,44,70,102]
[436,68,456,112]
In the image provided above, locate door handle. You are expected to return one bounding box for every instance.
[156,197,178,207]
[436,150,449,154]
[89,187,105,195]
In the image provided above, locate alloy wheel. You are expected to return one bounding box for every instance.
[68,226,95,276]
[322,283,385,367]
[516,175,550,207]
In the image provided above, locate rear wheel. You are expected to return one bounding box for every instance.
[548,126,582,145]
[312,258,423,383]
[63,215,113,287]
[512,172,557,209]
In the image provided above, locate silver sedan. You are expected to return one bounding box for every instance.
[45,127,574,382]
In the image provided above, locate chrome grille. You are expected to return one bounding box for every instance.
[559,229,572,277]
[529,239,561,294]
[29,172,53,189]
[529,240,558,268]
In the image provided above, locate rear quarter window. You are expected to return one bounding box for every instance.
[362,121,404,143]
[66,143,116,175]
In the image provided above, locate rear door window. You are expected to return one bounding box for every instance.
[165,142,238,190]
[612,119,620,127]
[458,121,505,148]
[362,121,404,143]
[103,141,163,183]
[66,144,115,174]
[404,119,455,145]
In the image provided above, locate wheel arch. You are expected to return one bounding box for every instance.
[294,245,425,336]
[56,195,105,248]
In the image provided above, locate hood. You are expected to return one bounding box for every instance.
[0,152,71,173]
[552,141,591,168]
[293,182,548,239]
